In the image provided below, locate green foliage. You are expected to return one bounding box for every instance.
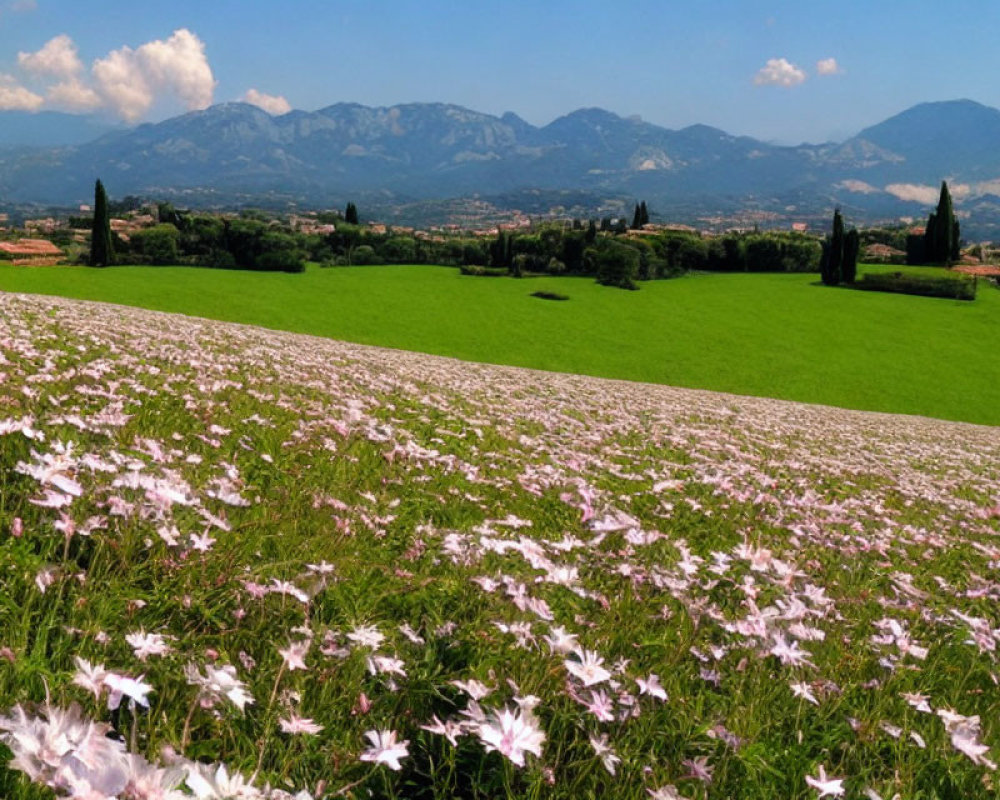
[922,182,961,265]
[129,224,180,266]
[905,233,927,266]
[820,210,858,285]
[630,201,651,229]
[89,179,114,267]
[821,210,844,286]
[855,271,977,300]
[351,245,378,265]
[842,230,860,283]
[344,201,359,225]
[459,264,508,277]
[381,236,418,264]
[591,240,639,289]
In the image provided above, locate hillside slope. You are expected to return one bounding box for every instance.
[1,294,999,799]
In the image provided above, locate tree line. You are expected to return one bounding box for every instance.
[86,188,825,286]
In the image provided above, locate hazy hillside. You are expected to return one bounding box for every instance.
[4,99,1000,233]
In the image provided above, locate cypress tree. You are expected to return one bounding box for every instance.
[842,229,859,283]
[923,212,937,264]
[631,203,642,230]
[344,202,359,225]
[923,182,960,264]
[823,209,844,286]
[934,182,954,264]
[90,179,114,267]
[639,201,649,226]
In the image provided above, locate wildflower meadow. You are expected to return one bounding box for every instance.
[1,292,999,799]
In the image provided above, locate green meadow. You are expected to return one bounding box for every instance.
[1,262,998,425]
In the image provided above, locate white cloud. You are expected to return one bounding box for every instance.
[838,179,879,194]
[816,58,842,76]
[0,74,44,110]
[971,178,1000,197]
[18,34,83,79]
[46,77,101,111]
[885,183,939,205]
[949,183,971,201]
[753,58,806,87]
[241,88,291,115]
[92,28,215,122]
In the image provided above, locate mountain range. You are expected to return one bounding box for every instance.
[3,98,1000,235]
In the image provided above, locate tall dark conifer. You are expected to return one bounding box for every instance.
[822,209,844,286]
[90,179,113,267]
[842,229,859,283]
[631,203,642,230]
[639,201,649,226]
[924,182,960,264]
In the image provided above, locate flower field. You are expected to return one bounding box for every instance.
[1,292,999,799]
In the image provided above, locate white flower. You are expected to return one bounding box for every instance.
[359,729,409,771]
[0,703,130,797]
[278,714,324,735]
[185,761,262,798]
[278,640,311,671]
[450,678,492,699]
[636,673,668,701]
[184,663,254,712]
[790,681,818,706]
[590,733,621,775]
[420,714,465,746]
[367,655,407,677]
[542,625,579,655]
[346,624,385,649]
[103,672,154,710]
[805,765,845,797]
[126,630,174,661]
[474,706,545,767]
[72,657,108,699]
[564,648,612,687]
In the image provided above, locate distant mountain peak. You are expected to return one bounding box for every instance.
[4,98,1000,237]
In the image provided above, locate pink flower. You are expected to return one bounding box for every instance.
[474,706,545,767]
[279,640,311,671]
[279,713,324,735]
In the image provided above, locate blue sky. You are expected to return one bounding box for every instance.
[1,0,999,144]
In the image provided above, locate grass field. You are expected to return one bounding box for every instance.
[2,293,999,799]
[1,262,997,425]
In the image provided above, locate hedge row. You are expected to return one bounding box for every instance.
[855,272,977,300]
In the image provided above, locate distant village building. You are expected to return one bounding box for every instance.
[0,239,64,265]
[25,218,63,234]
[863,243,906,263]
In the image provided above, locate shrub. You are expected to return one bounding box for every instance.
[591,240,639,290]
[459,264,507,277]
[129,224,180,266]
[855,272,976,300]
[351,245,378,265]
